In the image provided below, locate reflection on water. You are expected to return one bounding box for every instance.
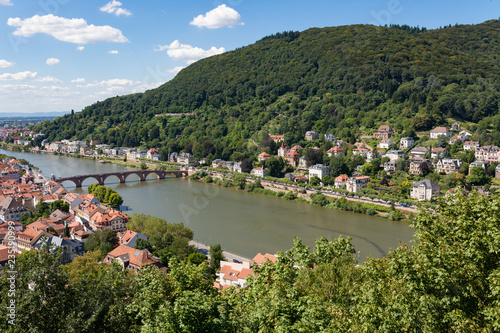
[1,149,414,260]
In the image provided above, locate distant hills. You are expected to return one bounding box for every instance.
[34,20,500,158]
[0,111,69,120]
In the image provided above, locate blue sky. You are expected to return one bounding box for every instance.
[0,0,498,114]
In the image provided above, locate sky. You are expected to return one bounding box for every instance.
[0,0,498,114]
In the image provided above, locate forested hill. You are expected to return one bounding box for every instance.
[35,20,500,158]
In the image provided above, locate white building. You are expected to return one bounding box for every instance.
[399,137,415,149]
[385,150,405,161]
[251,167,268,177]
[346,176,370,193]
[308,164,330,180]
[216,260,253,288]
[410,179,440,201]
[378,139,393,149]
[430,127,452,139]
[177,153,195,165]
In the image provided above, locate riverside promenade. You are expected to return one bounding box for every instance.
[189,240,252,263]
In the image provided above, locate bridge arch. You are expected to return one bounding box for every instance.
[55,170,187,187]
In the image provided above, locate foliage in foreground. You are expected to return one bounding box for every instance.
[0,190,499,332]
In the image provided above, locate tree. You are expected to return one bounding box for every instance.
[140,162,148,170]
[50,200,70,213]
[233,174,247,190]
[437,134,448,148]
[467,166,490,186]
[241,158,253,173]
[108,193,124,207]
[304,149,321,167]
[309,175,320,186]
[262,157,283,177]
[209,244,225,272]
[361,163,373,176]
[84,229,119,258]
[329,156,348,177]
[310,192,329,206]
[185,252,207,266]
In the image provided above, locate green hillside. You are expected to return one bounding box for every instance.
[35,20,500,158]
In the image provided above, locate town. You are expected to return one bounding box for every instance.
[3,119,499,207]
[0,155,279,290]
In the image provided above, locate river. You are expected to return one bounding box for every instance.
[1,149,414,260]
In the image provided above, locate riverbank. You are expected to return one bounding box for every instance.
[1,143,419,220]
[0,147,414,260]
[192,171,417,222]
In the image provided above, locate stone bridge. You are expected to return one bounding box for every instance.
[55,169,188,187]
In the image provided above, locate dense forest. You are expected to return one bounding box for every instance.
[1,190,499,332]
[34,20,500,160]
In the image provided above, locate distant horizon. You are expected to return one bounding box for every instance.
[1,0,499,113]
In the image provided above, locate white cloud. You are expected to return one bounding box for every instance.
[0,0,13,6]
[36,76,62,83]
[0,71,61,82]
[76,46,85,51]
[156,40,225,64]
[108,50,119,54]
[7,14,129,44]
[190,5,243,29]
[167,66,185,74]
[0,60,15,68]
[71,78,85,83]
[100,0,132,17]
[79,78,140,88]
[0,71,37,81]
[46,57,60,65]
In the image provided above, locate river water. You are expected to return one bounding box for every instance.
[2,149,414,260]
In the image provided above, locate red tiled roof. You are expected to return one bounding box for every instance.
[105,244,159,268]
[335,174,349,182]
[252,253,277,265]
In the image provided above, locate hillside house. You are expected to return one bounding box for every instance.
[305,131,319,141]
[373,125,393,139]
[269,135,284,143]
[103,244,161,271]
[399,137,415,149]
[324,134,336,142]
[430,127,452,139]
[435,159,462,174]
[251,167,268,178]
[308,164,330,180]
[384,160,397,174]
[284,151,299,168]
[327,146,345,157]
[334,174,349,188]
[431,148,447,159]
[378,139,393,149]
[277,143,289,157]
[385,150,405,161]
[216,260,253,288]
[410,146,429,157]
[410,179,441,201]
[257,152,271,162]
[346,176,370,193]
[409,158,431,175]
[475,145,500,163]
[177,152,195,165]
[463,141,480,151]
